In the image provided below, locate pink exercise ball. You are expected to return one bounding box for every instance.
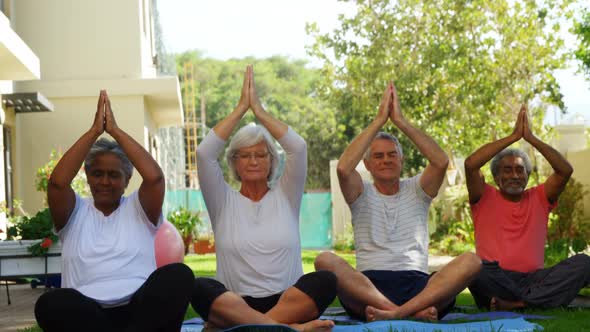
[154,220,185,267]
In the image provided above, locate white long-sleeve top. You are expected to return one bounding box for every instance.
[196,127,307,297]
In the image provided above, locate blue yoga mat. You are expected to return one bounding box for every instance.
[331,318,542,332]
[182,317,543,332]
[318,311,552,323]
[443,312,552,321]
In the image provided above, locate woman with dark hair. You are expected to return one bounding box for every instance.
[35,90,194,332]
[191,66,337,331]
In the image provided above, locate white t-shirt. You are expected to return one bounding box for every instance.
[350,175,432,273]
[196,128,307,297]
[57,191,162,306]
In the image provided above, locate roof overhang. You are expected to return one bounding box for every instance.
[15,77,184,127]
[1,92,54,113]
[0,13,40,80]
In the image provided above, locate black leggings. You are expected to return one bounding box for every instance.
[35,263,194,332]
[191,270,337,321]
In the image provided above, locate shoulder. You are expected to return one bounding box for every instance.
[471,183,499,211]
[527,184,555,207]
[350,181,373,207]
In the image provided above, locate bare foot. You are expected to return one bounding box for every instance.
[413,306,438,321]
[365,305,438,322]
[290,319,335,332]
[490,297,526,311]
[365,305,399,321]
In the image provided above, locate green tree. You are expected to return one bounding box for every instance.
[307,0,574,174]
[574,9,590,78]
[176,53,345,188]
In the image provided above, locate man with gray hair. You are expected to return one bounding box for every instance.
[465,105,589,310]
[315,82,481,321]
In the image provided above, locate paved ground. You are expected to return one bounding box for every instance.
[0,283,44,332]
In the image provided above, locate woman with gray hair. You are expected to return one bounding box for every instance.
[35,90,194,332]
[191,65,337,331]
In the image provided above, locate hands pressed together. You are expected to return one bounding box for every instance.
[236,65,264,115]
[511,104,536,143]
[91,90,119,136]
[376,82,406,127]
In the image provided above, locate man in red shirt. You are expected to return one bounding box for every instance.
[464,104,589,310]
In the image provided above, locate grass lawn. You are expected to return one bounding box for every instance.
[19,250,590,331]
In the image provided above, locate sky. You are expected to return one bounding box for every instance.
[157,0,590,126]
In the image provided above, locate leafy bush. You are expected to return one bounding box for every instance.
[429,185,475,256]
[167,207,203,255]
[6,208,58,256]
[167,207,202,239]
[36,150,89,199]
[333,223,355,252]
[545,178,589,266]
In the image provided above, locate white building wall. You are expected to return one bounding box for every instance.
[10,0,181,214]
[13,0,154,80]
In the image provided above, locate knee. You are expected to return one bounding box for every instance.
[35,291,53,320]
[297,271,338,312]
[157,263,195,291]
[192,277,227,300]
[570,253,590,266]
[460,252,482,274]
[35,289,81,323]
[167,263,195,284]
[314,251,340,271]
[570,253,590,275]
[191,278,228,320]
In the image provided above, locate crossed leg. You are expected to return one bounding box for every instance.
[205,290,334,331]
[315,251,481,321]
[192,272,337,332]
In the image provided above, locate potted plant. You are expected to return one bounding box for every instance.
[1,207,62,277]
[167,207,202,255]
[6,207,59,256]
[194,232,215,255]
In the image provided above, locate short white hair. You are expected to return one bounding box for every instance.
[225,123,280,182]
[364,132,404,160]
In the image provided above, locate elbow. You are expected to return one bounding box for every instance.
[336,162,352,179]
[291,137,308,155]
[47,175,69,192]
[464,156,476,172]
[562,162,574,179]
[433,155,449,171]
[145,172,165,187]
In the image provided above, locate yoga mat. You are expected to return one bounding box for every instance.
[181,323,297,332]
[319,308,553,323]
[330,318,542,332]
[442,312,553,321]
[182,317,543,332]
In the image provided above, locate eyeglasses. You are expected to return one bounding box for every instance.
[233,152,271,161]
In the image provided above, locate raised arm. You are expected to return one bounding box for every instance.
[389,83,449,198]
[337,83,392,204]
[104,91,164,226]
[522,106,573,203]
[212,66,250,140]
[464,107,525,204]
[249,65,288,140]
[48,91,106,231]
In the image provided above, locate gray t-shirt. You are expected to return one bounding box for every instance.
[350,175,432,273]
